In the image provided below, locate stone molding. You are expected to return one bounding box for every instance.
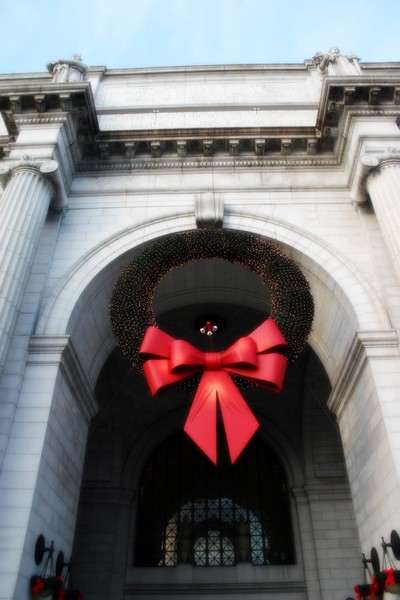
[124,581,307,595]
[28,335,98,423]
[77,156,341,171]
[304,483,352,501]
[291,484,352,503]
[327,329,399,419]
[1,78,399,172]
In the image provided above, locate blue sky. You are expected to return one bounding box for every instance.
[0,0,399,74]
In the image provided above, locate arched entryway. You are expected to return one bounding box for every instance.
[28,218,397,599]
[66,239,358,600]
[70,315,348,600]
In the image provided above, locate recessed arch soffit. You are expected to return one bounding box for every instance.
[36,215,391,386]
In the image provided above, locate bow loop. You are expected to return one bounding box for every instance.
[139,326,175,359]
[249,319,287,354]
[220,336,258,368]
[170,339,205,372]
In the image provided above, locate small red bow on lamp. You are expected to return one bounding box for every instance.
[139,318,288,464]
[32,578,46,595]
[385,568,396,586]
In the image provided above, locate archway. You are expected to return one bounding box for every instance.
[62,226,364,600]
[32,217,395,598]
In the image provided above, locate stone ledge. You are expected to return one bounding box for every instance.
[28,335,98,423]
[124,581,307,595]
[327,329,399,418]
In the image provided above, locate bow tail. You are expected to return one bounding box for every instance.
[184,371,259,464]
[216,372,259,463]
[184,372,218,464]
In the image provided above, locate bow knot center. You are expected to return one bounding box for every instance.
[205,352,223,370]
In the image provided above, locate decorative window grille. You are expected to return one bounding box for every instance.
[135,430,294,567]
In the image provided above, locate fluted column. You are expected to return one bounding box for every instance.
[0,157,58,380]
[365,158,400,283]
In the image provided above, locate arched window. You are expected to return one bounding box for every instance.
[135,430,294,567]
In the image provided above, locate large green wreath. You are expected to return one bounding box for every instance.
[109,229,314,366]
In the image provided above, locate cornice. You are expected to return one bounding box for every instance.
[76,156,341,172]
[101,63,310,77]
[0,81,99,163]
[28,335,98,424]
[0,76,399,173]
[327,329,399,420]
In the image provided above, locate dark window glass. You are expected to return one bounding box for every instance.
[135,430,294,567]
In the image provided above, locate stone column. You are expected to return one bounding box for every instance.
[0,157,58,381]
[364,158,400,283]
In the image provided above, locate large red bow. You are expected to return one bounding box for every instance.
[139,319,288,464]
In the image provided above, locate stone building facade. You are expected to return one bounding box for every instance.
[1,50,400,600]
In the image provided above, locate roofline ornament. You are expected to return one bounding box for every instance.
[312,47,362,76]
[312,47,341,72]
[47,54,88,83]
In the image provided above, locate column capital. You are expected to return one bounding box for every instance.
[0,155,61,205]
[364,148,400,175]
[362,151,400,191]
[0,155,58,179]
[375,156,400,170]
[352,151,400,205]
[352,155,379,204]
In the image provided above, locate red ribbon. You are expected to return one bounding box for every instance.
[139,318,288,464]
[353,586,362,600]
[385,568,396,586]
[32,578,45,595]
[371,575,384,599]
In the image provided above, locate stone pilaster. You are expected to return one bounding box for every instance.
[290,487,322,600]
[0,157,58,381]
[365,158,400,283]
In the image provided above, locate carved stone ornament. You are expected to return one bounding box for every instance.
[0,155,59,190]
[311,48,362,76]
[195,191,224,228]
[312,47,341,72]
[47,54,88,83]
